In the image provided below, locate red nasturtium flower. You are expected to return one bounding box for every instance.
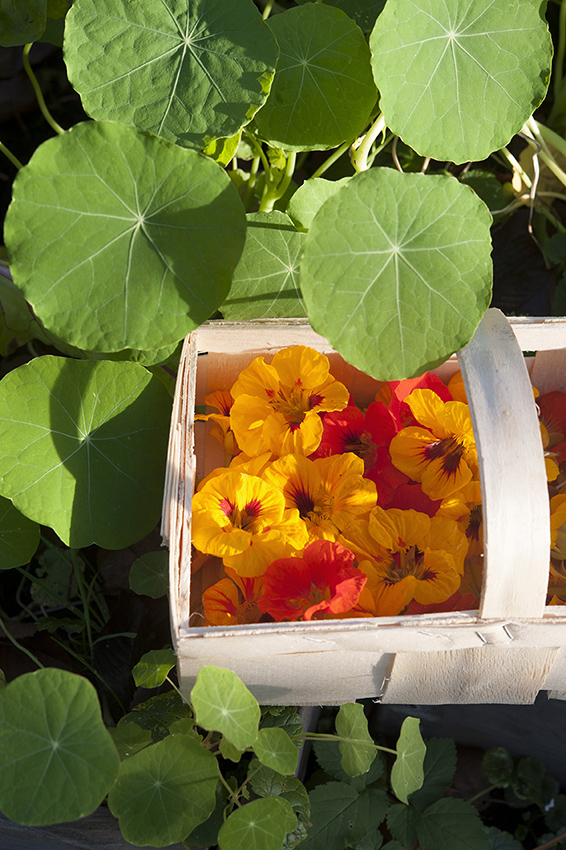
[538,390,566,464]
[229,346,349,457]
[257,539,366,621]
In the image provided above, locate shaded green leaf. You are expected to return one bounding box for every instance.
[221,211,306,320]
[220,736,245,762]
[287,177,351,232]
[313,738,384,788]
[485,827,523,850]
[119,690,193,743]
[0,356,171,548]
[0,266,41,355]
[187,783,230,847]
[370,0,552,163]
[295,0,386,33]
[300,782,387,850]
[0,495,40,570]
[129,550,169,598]
[415,797,491,850]
[6,121,246,353]
[64,0,278,148]
[0,669,119,825]
[108,734,219,847]
[218,796,297,850]
[300,168,492,380]
[249,761,310,820]
[132,648,177,689]
[409,738,457,811]
[260,706,303,745]
[335,702,376,777]
[387,803,419,848]
[191,665,260,750]
[108,722,153,760]
[390,717,426,804]
[0,0,46,46]
[254,727,299,776]
[256,4,377,151]
[482,747,514,788]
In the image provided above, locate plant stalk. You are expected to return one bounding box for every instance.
[22,43,64,135]
[0,140,24,169]
[351,112,386,173]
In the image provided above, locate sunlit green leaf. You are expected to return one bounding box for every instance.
[253,727,299,776]
[0,669,119,825]
[221,211,306,319]
[335,702,376,777]
[108,734,219,847]
[218,796,297,850]
[0,495,40,570]
[132,649,177,689]
[191,665,260,751]
[5,121,246,354]
[256,4,377,151]
[370,0,552,163]
[300,168,492,380]
[287,177,351,231]
[64,0,278,148]
[295,0,386,33]
[130,550,169,598]
[0,356,171,548]
[390,717,426,804]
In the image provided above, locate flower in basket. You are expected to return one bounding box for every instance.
[195,389,239,464]
[191,469,308,576]
[229,345,349,457]
[202,567,263,626]
[257,539,366,621]
[538,390,566,465]
[389,388,478,500]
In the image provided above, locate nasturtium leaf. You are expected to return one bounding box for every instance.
[300,168,492,380]
[390,717,426,804]
[295,0,386,33]
[481,747,515,788]
[0,0,46,46]
[64,0,278,149]
[132,649,177,689]
[415,797,491,850]
[370,0,552,164]
[130,550,169,598]
[0,668,119,825]
[220,736,245,762]
[287,177,351,232]
[5,121,246,353]
[0,495,40,570]
[335,702,376,777]
[108,734,219,847]
[250,764,310,820]
[313,739,384,786]
[108,722,153,760]
[0,267,38,355]
[0,356,171,548]
[221,211,306,319]
[255,4,377,151]
[204,132,242,167]
[253,727,299,775]
[119,691,193,743]
[218,796,297,850]
[191,665,260,751]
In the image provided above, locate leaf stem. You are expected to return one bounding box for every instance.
[0,616,44,669]
[0,140,24,169]
[297,731,397,755]
[351,112,386,173]
[553,0,566,103]
[533,830,566,850]
[259,149,296,212]
[244,154,261,211]
[499,146,532,190]
[466,783,496,804]
[262,0,276,19]
[523,117,566,190]
[310,140,352,179]
[22,44,64,136]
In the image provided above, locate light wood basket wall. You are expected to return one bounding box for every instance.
[161,309,566,705]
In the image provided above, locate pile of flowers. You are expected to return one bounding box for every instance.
[190,345,566,625]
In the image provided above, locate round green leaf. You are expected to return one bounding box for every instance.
[335,703,376,777]
[300,168,492,380]
[130,550,169,598]
[132,649,177,689]
[287,177,351,232]
[253,727,299,776]
[0,495,40,570]
[191,665,260,751]
[5,121,246,354]
[221,211,306,320]
[255,4,377,151]
[370,0,552,163]
[0,0,47,46]
[218,796,297,850]
[0,356,171,548]
[64,0,278,149]
[0,668,120,825]
[295,0,386,33]
[108,722,153,761]
[391,717,426,805]
[108,734,219,847]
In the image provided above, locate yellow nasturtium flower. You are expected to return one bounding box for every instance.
[192,470,308,577]
[229,346,349,457]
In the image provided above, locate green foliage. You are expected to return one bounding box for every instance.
[218,796,297,850]
[335,702,376,777]
[132,648,177,689]
[390,716,426,804]
[129,550,169,598]
[191,664,261,750]
[0,495,40,569]
[253,726,300,775]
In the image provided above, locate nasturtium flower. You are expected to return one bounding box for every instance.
[386,374,453,430]
[257,539,366,621]
[341,507,463,615]
[437,480,483,558]
[389,389,478,500]
[192,470,308,576]
[551,494,566,561]
[263,452,377,541]
[202,568,263,625]
[539,391,566,464]
[195,389,239,463]
[229,346,349,457]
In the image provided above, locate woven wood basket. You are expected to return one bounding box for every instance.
[161,309,566,705]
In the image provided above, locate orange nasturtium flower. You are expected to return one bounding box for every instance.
[257,539,366,621]
[341,507,464,616]
[263,452,377,542]
[437,480,484,558]
[191,470,308,577]
[229,346,349,457]
[195,390,239,463]
[202,567,263,625]
[389,389,478,500]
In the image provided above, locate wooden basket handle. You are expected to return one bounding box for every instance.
[458,308,550,619]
